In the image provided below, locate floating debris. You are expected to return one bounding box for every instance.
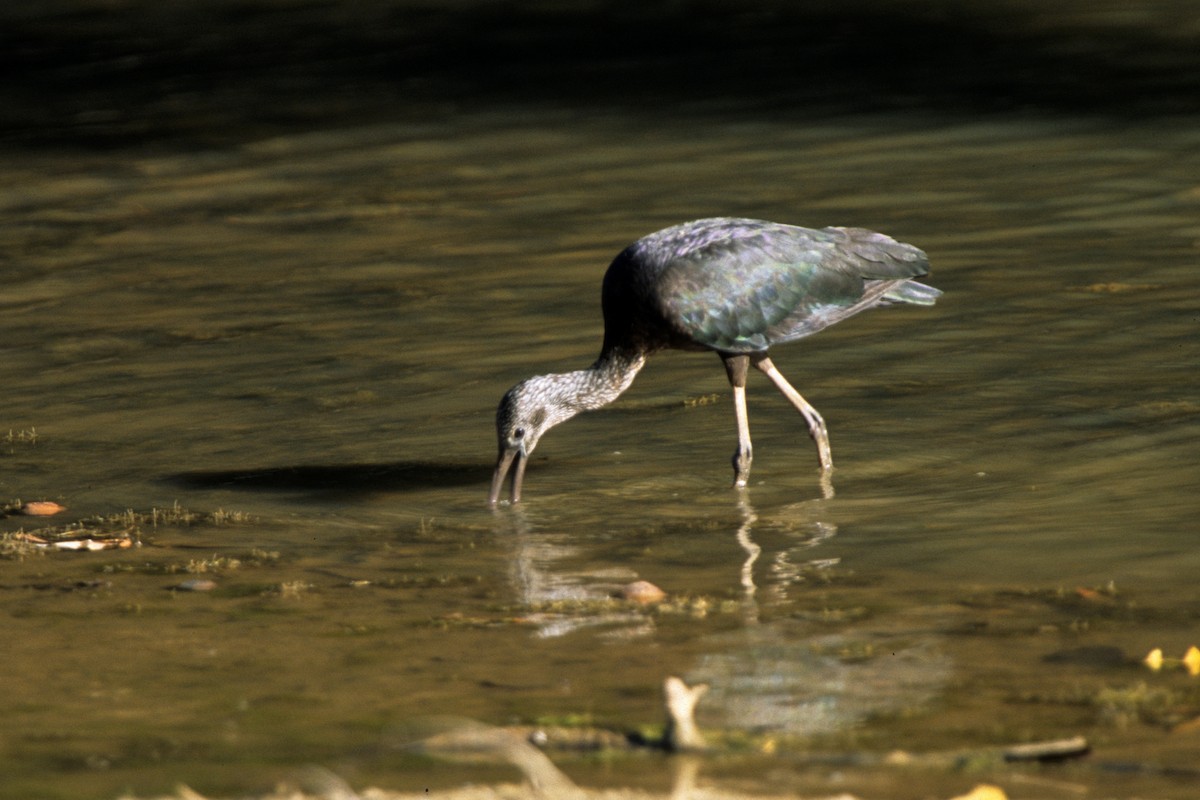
[10,530,134,551]
[401,717,587,800]
[52,537,131,551]
[1185,646,1200,677]
[1142,646,1200,676]
[20,501,66,516]
[0,502,255,560]
[682,392,720,407]
[113,666,1092,800]
[662,676,708,752]
[171,579,217,592]
[1002,736,1089,762]
[950,785,1008,800]
[3,427,37,442]
[1074,584,1117,604]
[1070,282,1162,293]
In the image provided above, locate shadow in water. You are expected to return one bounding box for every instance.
[168,460,492,501]
[3,0,1198,148]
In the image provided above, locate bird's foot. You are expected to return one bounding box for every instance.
[731,449,752,487]
[808,427,832,470]
[818,468,835,500]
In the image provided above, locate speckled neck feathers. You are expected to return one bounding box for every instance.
[493,346,647,471]
[527,347,646,418]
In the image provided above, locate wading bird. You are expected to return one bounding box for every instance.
[489,217,940,504]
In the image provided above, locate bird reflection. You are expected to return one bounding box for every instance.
[481,492,949,755]
[497,504,650,639]
[735,489,838,624]
[734,492,761,622]
[491,488,838,637]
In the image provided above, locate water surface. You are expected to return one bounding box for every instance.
[2,3,1200,799]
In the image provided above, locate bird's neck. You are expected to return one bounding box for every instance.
[582,347,647,409]
[540,347,646,416]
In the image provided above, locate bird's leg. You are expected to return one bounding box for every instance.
[721,353,753,487]
[751,354,833,470]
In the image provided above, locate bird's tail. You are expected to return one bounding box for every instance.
[881,279,941,306]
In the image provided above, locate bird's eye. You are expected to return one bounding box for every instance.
[514,428,525,439]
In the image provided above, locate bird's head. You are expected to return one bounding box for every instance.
[488,377,560,505]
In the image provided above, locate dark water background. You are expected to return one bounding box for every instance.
[2,1,1199,798]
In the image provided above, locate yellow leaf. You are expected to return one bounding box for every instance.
[950,785,1008,800]
[1183,646,1200,677]
[1144,648,1165,671]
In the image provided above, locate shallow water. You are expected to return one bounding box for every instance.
[3,2,1200,799]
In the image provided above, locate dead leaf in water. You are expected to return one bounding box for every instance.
[21,501,66,516]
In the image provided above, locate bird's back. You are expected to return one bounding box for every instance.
[601,217,936,354]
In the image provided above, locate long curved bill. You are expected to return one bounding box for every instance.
[488,447,527,504]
